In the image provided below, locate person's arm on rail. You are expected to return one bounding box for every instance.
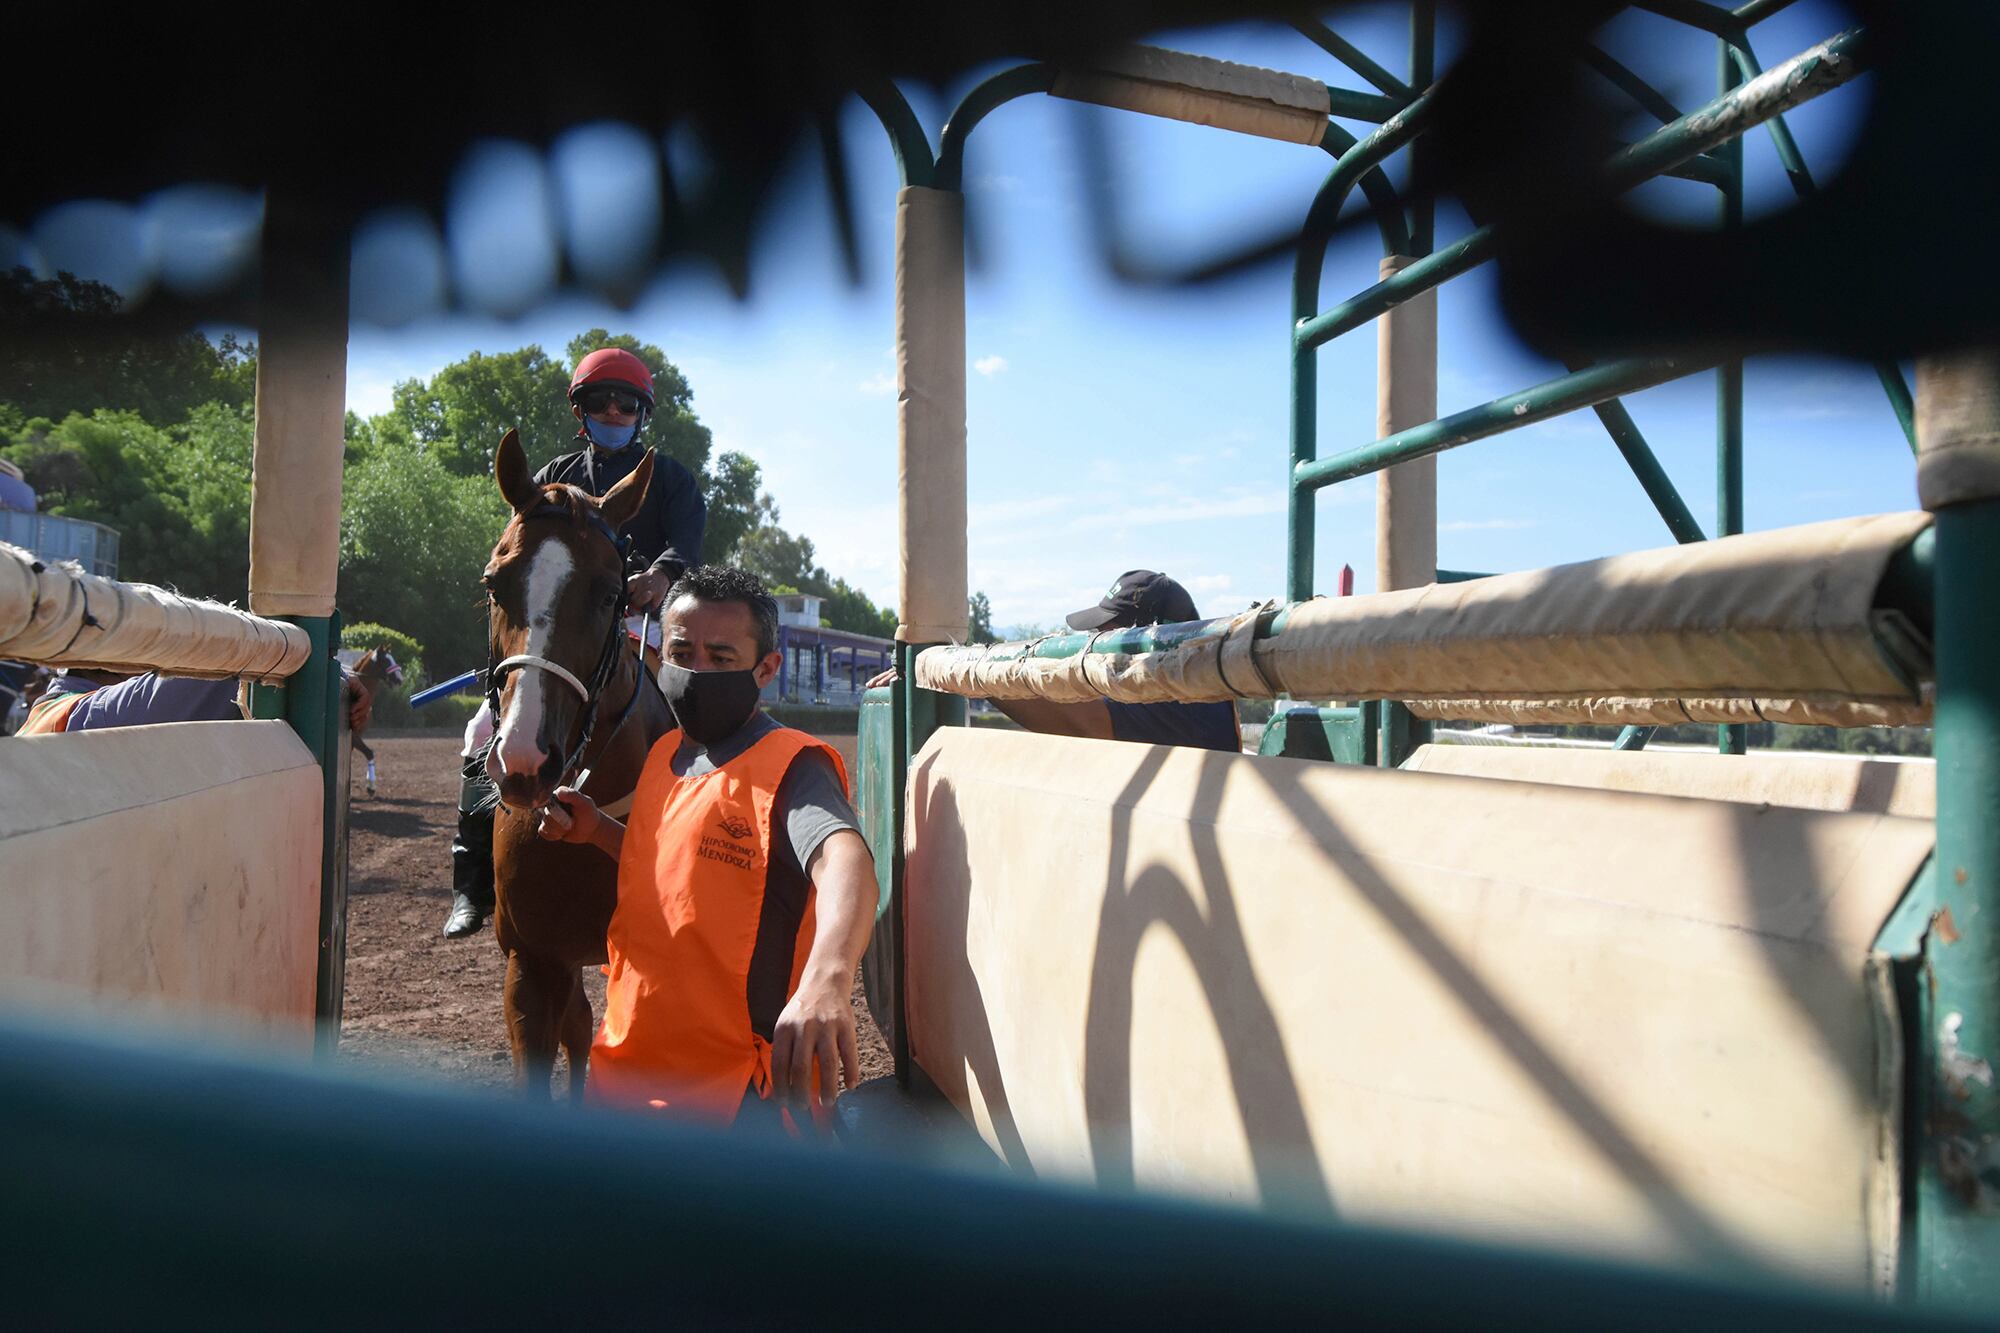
[862,667,1115,740]
[769,828,876,1108]
[535,788,624,862]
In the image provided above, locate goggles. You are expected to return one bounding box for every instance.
[577,387,644,417]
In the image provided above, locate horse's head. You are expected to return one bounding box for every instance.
[484,428,653,810]
[360,646,404,687]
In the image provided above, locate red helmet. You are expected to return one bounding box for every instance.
[569,347,656,408]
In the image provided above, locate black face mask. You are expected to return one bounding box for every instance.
[659,662,762,746]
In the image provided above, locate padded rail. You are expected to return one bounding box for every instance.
[0,541,310,681]
[1403,743,1936,819]
[913,512,1932,727]
[1051,45,1336,146]
[903,728,1933,1289]
[0,720,322,1046]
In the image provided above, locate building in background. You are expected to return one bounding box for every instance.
[0,460,119,578]
[765,591,893,708]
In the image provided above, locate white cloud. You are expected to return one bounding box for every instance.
[857,370,896,395]
[974,354,1009,377]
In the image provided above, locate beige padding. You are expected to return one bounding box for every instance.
[896,186,969,644]
[0,542,310,680]
[1375,254,1438,594]
[1052,45,1332,146]
[249,313,347,617]
[1405,694,1929,728]
[1915,347,2000,511]
[912,512,1933,723]
[0,720,322,1047]
[1402,742,1935,819]
[904,728,1932,1285]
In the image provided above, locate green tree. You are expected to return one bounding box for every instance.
[338,438,510,673]
[733,503,897,639]
[0,268,255,424]
[386,345,573,477]
[340,622,426,681]
[968,591,996,644]
[700,450,769,566]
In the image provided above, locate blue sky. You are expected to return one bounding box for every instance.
[332,1,1902,635]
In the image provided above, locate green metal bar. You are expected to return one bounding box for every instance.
[1435,569,1494,584]
[1717,39,1747,758]
[1732,0,1801,24]
[1634,0,1745,37]
[1293,18,1412,99]
[1408,1,1435,257]
[1293,26,1869,355]
[857,81,935,190]
[1323,85,1408,124]
[1725,36,1919,452]
[886,662,912,1083]
[1587,393,1710,544]
[1582,45,1686,125]
[1880,525,1936,639]
[1614,725,1657,751]
[935,64,1056,193]
[1314,123,1414,257]
[1920,496,2000,1305]
[1295,356,1701,493]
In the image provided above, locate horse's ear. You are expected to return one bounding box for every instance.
[495,429,539,513]
[597,448,654,535]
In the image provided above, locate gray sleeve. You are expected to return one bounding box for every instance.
[773,749,858,877]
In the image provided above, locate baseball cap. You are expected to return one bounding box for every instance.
[1065,570,1200,631]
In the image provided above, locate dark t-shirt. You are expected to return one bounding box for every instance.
[668,710,858,876]
[66,674,240,731]
[535,441,706,576]
[1104,699,1241,752]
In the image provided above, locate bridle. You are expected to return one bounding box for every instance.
[485,499,648,792]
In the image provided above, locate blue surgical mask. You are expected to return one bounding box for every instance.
[584,417,637,450]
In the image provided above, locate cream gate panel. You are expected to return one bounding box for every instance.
[903,728,1933,1288]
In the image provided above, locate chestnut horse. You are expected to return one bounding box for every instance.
[345,645,403,795]
[483,429,673,1096]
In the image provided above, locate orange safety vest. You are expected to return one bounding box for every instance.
[589,722,849,1124]
[16,692,84,736]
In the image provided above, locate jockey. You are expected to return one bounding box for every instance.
[444,345,708,940]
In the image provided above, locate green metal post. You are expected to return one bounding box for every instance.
[1295,356,1705,492]
[1293,18,1413,99]
[1921,496,2000,1304]
[935,65,1056,192]
[1408,2,1435,257]
[1716,39,1747,756]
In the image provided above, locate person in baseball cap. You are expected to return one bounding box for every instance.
[1064,569,1201,633]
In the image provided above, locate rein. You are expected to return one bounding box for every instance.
[486,499,651,795]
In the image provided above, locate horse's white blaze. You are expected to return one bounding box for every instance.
[493,542,574,778]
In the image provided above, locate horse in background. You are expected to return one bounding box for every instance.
[483,429,671,1097]
[342,645,404,795]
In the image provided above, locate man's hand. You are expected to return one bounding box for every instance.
[537,787,600,843]
[770,963,861,1109]
[863,667,898,690]
[625,568,672,614]
[343,673,373,732]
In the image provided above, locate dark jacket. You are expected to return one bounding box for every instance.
[535,439,706,578]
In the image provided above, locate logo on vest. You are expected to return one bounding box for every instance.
[698,815,758,870]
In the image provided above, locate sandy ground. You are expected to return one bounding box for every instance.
[335,733,889,1097]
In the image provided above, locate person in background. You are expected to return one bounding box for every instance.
[15,667,371,735]
[869,570,1241,753]
[536,566,876,1133]
[444,346,708,939]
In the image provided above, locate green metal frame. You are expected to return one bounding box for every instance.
[860,12,1999,1304]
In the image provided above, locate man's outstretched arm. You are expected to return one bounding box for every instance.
[770,829,876,1106]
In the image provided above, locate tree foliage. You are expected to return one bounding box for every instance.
[968,591,996,644]
[0,268,254,424]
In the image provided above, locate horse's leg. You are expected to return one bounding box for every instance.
[352,734,376,795]
[559,971,594,1102]
[503,951,563,1097]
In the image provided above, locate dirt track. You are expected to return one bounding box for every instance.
[335,733,890,1096]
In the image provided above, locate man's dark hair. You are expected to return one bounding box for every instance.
[664,565,780,659]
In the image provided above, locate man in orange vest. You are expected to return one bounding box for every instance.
[536,566,877,1128]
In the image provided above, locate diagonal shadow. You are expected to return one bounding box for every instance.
[909,749,1036,1177]
[1082,746,1336,1219]
[1242,759,1751,1261]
